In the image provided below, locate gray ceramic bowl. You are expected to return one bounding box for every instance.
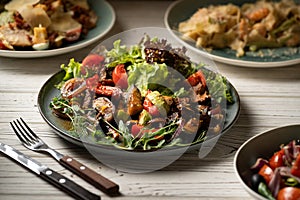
[234,124,300,199]
[38,27,240,173]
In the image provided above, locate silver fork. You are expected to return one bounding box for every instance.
[10,118,119,196]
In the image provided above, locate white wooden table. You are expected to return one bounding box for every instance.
[1,1,300,199]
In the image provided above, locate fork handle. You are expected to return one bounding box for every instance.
[40,167,100,200]
[60,155,119,196]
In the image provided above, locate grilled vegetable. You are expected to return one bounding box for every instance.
[127,86,143,116]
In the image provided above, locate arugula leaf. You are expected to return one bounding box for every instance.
[50,96,74,117]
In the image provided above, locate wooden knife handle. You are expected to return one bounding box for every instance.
[40,167,100,200]
[60,155,119,196]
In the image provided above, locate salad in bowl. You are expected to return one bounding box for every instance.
[42,27,239,172]
[50,35,233,151]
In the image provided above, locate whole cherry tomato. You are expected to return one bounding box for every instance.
[269,148,285,170]
[112,64,128,89]
[277,187,300,200]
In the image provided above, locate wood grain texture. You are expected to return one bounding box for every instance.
[60,155,120,195]
[1,1,300,200]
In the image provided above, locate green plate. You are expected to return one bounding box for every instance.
[0,0,115,58]
[164,0,300,67]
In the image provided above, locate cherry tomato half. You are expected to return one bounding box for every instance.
[291,154,300,178]
[187,70,206,87]
[269,148,285,170]
[277,187,300,200]
[81,54,105,75]
[131,124,159,138]
[258,164,274,184]
[143,97,160,117]
[112,64,128,89]
[131,124,143,137]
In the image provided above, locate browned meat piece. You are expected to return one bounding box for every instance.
[0,24,32,48]
[93,97,115,122]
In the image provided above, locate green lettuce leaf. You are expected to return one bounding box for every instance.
[127,61,169,96]
[60,58,82,81]
[105,40,143,68]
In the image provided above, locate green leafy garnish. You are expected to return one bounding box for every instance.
[127,61,169,96]
[105,40,143,68]
[60,58,82,81]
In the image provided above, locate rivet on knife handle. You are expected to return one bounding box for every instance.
[40,168,100,200]
[60,155,119,196]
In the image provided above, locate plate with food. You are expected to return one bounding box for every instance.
[0,0,115,58]
[38,27,240,172]
[234,125,300,200]
[164,0,300,67]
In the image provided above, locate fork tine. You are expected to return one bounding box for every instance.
[10,121,31,146]
[18,118,39,142]
[15,119,35,144]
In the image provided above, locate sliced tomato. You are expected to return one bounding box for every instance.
[269,148,285,170]
[291,154,300,178]
[81,54,105,75]
[112,64,128,89]
[187,70,206,87]
[277,187,300,200]
[131,124,143,137]
[258,164,274,184]
[131,124,159,138]
[143,97,160,117]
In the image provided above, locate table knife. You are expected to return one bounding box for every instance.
[0,142,100,200]
[40,146,119,196]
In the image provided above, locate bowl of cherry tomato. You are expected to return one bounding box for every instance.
[234,124,300,200]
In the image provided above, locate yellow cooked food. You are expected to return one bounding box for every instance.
[178,0,300,57]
